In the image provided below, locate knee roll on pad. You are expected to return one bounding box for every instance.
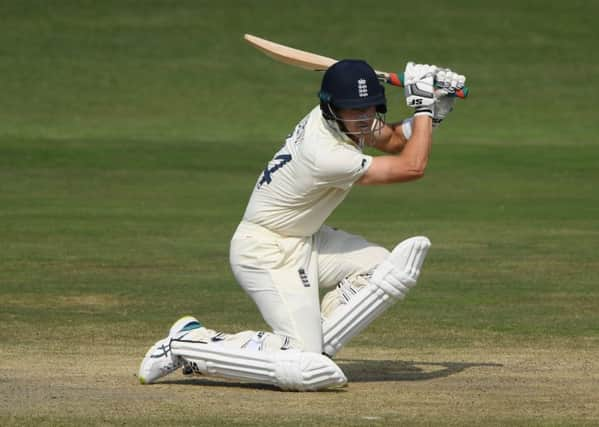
[370,236,430,297]
[322,236,430,357]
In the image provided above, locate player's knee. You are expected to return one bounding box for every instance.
[321,274,370,320]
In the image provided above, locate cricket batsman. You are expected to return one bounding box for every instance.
[138,60,466,391]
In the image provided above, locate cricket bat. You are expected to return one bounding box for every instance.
[244,34,468,99]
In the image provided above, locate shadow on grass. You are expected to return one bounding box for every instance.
[158,359,502,390]
[338,359,503,382]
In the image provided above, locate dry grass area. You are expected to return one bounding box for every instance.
[1,341,598,426]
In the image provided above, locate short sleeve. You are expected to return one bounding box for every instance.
[313,146,373,189]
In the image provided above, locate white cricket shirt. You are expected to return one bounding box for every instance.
[242,106,373,237]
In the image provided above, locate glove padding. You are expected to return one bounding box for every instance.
[432,68,466,128]
[432,94,456,128]
[404,62,437,117]
[435,68,466,95]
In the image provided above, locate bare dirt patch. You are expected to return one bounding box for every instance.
[1,342,598,426]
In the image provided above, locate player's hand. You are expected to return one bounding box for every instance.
[404,62,437,117]
[435,68,466,95]
[432,68,466,128]
[432,94,456,128]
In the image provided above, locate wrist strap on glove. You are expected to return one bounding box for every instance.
[414,108,433,118]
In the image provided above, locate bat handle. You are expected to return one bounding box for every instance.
[386,72,469,99]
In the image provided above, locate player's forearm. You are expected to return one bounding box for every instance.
[399,115,433,175]
[357,115,432,185]
[371,120,409,154]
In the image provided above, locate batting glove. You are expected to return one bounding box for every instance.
[404,62,438,118]
[432,68,466,128]
[432,95,456,128]
[435,68,466,95]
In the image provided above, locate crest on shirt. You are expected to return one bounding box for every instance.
[358,78,368,97]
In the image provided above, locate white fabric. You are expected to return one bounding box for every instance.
[242,106,373,238]
[321,236,431,356]
[170,332,347,391]
[230,222,388,353]
[401,117,414,140]
[230,103,432,360]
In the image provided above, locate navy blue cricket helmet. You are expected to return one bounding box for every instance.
[319,59,387,119]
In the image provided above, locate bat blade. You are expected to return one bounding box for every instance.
[244,34,336,71]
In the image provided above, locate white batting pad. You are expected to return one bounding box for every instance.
[171,338,347,391]
[322,236,430,357]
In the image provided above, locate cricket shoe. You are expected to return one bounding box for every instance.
[138,315,203,384]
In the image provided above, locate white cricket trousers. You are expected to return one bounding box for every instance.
[229,220,389,354]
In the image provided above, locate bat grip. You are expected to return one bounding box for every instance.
[387,72,469,99]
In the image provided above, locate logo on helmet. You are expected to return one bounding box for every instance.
[357,78,368,98]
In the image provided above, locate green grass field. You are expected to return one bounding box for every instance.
[1,1,598,425]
